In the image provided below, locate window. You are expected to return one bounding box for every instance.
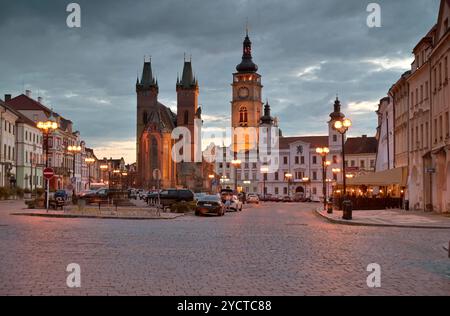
[411,92,414,106]
[275,187,279,195]
[445,57,448,83]
[370,160,375,168]
[301,156,305,164]
[295,156,299,164]
[434,118,438,143]
[312,188,317,195]
[312,156,317,164]
[446,112,449,137]
[283,187,288,195]
[219,163,223,169]
[440,115,443,141]
[439,63,442,87]
[184,111,189,125]
[434,68,437,92]
[263,173,267,181]
[283,156,288,165]
[252,163,257,169]
[333,134,337,142]
[333,155,338,164]
[239,107,248,126]
[351,160,356,167]
[425,122,429,148]
[275,172,279,181]
[312,172,317,180]
[425,81,429,99]
[360,160,365,169]
[420,85,423,102]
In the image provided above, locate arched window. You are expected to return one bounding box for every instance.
[150,137,159,172]
[184,111,189,125]
[143,111,148,125]
[239,107,248,126]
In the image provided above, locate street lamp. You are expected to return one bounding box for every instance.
[260,165,269,201]
[231,159,242,193]
[208,174,215,193]
[285,173,293,199]
[333,117,352,220]
[67,145,82,195]
[85,157,95,190]
[316,147,330,212]
[100,164,109,189]
[302,177,310,200]
[37,113,58,211]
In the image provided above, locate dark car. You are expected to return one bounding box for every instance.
[282,196,292,202]
[158,189,194,209]
[195,195,225,216]
[54,190,69,201]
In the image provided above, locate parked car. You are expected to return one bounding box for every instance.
[138,190,147,200]
[226,195,243,212]
[128,189,138,200]
[247,194,260,204]
[54,190,69,201]
[282,196,292,202]
[77,190,96,198]
[158,189,194,209]
[195,195,225,216]
[194,192,208,202]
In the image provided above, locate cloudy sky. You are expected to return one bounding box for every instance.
[0,0,440,163]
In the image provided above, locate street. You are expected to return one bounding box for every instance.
[0,200,449,296]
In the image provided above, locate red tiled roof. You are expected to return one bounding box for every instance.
[1,98,38,127]
[279,136,329,149]
[5,94,52,114]
[344,136,378,155]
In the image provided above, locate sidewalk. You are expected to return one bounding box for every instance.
[316,209,450,229]
[11,209,184,220]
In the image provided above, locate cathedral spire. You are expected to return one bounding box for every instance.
[178,58,198,89]
[236,29,258,73]
[139,58,157,88]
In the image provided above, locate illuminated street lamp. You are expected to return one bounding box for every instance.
[316,147,330,212]
[37,113,58,210]
[85,157,95,189]
[302,176,310,200]
[333,117,352,219]
[231,159,242,192]
[67,145,82,195]
[260,165,269,201]
[285,173,293,199]
[100,164,110,189]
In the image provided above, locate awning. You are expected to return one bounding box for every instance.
[346,167,408,187]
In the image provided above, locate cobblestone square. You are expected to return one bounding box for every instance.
[0,200,449,296]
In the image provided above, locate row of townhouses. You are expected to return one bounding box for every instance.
[0,90,106,193]
[375,0,450,213]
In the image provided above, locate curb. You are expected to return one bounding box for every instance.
[11,212,184,221]
[314,209,450,230]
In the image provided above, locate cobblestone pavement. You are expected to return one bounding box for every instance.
[0,200,449,296]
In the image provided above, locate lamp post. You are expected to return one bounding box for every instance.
[85,157,95,189]
[37,114,58,210]
[231,159,241,193]
[208,174,215,194]
[67,145,82,196]
[285,173,293,199]
[316,147,330,211]
[100,164,109,189]
[302,177,310,200]
[333,117,352,219]
[260,165,269,201]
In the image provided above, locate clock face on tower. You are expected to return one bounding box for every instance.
[238,87,249,99]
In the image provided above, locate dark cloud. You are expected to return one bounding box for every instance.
[0,0,440,161]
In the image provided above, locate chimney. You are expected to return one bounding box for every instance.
[4,94,11,102]
[25,90,32,98]
[38,97,43,103]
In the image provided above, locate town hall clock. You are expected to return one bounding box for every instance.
[238,87,249,99]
